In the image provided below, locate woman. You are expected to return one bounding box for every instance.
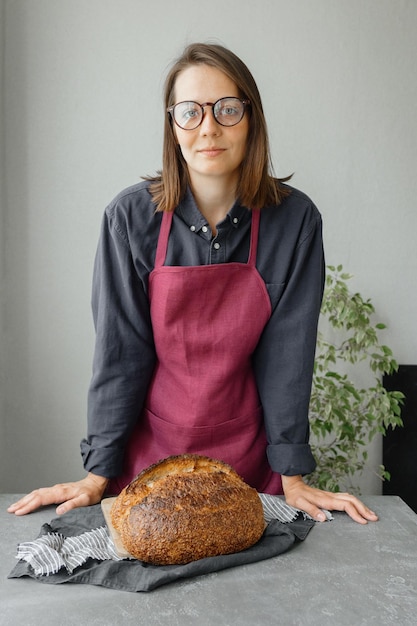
[8,43,377,524]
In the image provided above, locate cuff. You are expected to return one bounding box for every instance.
[80,439,123,478]
[266,443,316,476]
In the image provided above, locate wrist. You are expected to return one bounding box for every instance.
[281,474,304,491]
[87,472,109,489]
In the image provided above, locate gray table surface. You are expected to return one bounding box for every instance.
[1,494,417,626]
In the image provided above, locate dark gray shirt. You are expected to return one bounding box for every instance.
[81,181,324,479]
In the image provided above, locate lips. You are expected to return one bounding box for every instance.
[198,147,225,157]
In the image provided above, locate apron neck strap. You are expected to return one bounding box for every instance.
[154,210,174,268]
[248,209,260,267]
[155,208,261,268]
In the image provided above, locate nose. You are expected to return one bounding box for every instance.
[199,105,220,134]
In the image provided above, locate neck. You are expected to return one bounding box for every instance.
[190,176,238,234]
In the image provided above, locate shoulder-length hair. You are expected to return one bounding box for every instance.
[147,43,291,211]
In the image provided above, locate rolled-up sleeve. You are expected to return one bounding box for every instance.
[253,204,324,476]
[80,203,156,477]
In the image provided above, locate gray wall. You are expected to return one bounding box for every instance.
[1,0,6,488]
[1,0,416,493]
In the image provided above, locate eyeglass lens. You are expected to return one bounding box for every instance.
[171,97,247,130]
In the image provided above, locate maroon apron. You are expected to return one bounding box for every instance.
[108,209,283,495]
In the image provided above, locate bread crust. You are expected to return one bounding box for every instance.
[110,454,265,565]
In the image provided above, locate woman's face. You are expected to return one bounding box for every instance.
[172,64,249,192]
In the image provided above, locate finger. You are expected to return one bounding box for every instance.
[8,485,71,516]
[8,494,46,516]
[7,498,26,513]
[7,491,50,515]
[55,491,95,515]
[286,495,329,523]
[314,492,378,524]
[332,495,378,524]
[287,487,379,525]
[328,498,368,524]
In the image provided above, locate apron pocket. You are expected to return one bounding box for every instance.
[141,405,270,486]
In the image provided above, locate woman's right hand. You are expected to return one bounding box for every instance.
[7,472,109,516]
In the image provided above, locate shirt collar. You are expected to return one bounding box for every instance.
[176,187,250,235]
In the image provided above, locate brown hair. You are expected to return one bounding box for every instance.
[146,43,291,211]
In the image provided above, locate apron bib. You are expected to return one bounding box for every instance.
[108,209,282,495]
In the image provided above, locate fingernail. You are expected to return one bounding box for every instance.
[316,512,326,522]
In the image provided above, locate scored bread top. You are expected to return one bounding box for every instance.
[110,454,243,532]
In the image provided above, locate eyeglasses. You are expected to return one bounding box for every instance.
[167,97,250,130]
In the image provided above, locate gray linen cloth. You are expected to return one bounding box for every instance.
[8,495,329,592]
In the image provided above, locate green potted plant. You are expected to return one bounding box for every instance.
[308,265,404,493]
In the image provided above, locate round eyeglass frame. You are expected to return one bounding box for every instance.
[167,97,251,130]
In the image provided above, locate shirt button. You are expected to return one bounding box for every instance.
[202,225,208,233]
[213,242,220,250]
[190,225,196,232]
[233,217,238,224]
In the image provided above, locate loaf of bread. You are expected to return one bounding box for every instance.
[110,454,265,565]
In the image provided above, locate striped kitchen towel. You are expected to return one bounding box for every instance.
[14,494,331,576]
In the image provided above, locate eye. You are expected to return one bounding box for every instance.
[215,98,244,123]
[176,102,201,125]
[220,105,239,116]
[183,109,199,119]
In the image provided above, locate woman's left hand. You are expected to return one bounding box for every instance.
[281,475,379,524]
